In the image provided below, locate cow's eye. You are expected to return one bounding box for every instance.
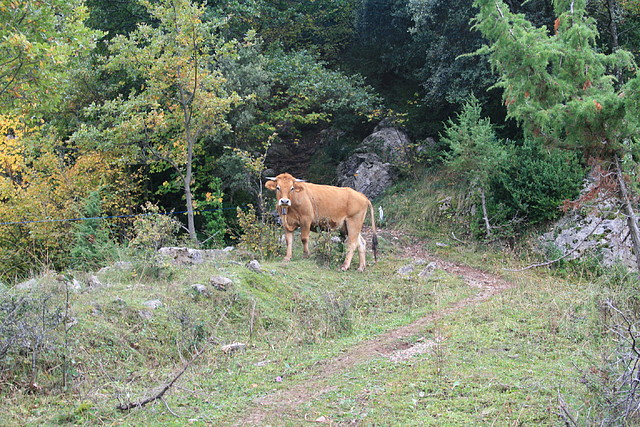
[291,186,295,192]
[276,186,280,191]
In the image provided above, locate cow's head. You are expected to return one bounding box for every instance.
[265,173,305,210]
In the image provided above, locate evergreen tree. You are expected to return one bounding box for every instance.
[70,191,114,269]
[442,95,506,237]
[473,0,640,269]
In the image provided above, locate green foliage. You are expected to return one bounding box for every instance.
[442,94,506,186]
[70,191,116,269]
[313,230,345,269]
[264,49,382,135]
[128,202,181,251]
[408,0,495,106]
[0,0,103,117]
[235,205,283,259]
[473,0,640,159]
[212,0,359,61]
[197,178,226,248]
[488,139,584,227]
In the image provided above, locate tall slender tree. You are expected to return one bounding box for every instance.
[84,0,240,242]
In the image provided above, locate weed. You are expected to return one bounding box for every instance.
[235,205,283,259]
[322,292,352,337]
[313,229,345,268]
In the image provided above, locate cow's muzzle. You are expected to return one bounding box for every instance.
[278,198,291,207]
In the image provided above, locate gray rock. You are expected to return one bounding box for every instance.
[221,342,246,354]
[210,275,233,291]
[397,264,415,276]
[337,152,395,200]
[143,299,163,310]
[246,260,262,272]
[359,126,412,165]
[192,283,209,296]
[418,262,438,279]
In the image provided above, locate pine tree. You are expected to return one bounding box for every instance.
[473,0,640,270]
[441,95,506,237]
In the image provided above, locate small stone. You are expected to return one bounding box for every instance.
[397,265,415,276]
[246,260,262,272]
[143,299,163,310]
[210,276,232,291]
[221,342,246,354]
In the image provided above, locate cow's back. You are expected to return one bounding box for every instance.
[304,182,369,220]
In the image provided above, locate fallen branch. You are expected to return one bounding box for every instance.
[556,392,578,426]
[116,340,214,411]
[116,306,231,411]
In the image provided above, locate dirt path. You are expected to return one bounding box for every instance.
[238,232,514,425]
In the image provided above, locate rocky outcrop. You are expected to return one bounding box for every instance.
[540,210,636,270]
[336,152,394,200]
[337,120,412,200]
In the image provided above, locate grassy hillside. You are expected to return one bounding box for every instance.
[0,172,631,426]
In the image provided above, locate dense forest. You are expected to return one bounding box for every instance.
[2,0,640,282]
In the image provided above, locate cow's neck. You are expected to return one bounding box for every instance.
[280,209,299,232]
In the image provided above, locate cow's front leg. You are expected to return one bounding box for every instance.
[284,230,294,261]
[300,225,311,258]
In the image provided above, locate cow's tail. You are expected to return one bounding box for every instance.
[369,201,378,262]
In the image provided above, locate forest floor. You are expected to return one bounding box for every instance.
[240,229,515,425]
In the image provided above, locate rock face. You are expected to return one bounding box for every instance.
[337,120,412,200]
[540,211,637,270]
[336,153,394,200]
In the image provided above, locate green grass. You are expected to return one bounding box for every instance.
[0,170,625,425]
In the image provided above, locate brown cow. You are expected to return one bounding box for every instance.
[265,173,378,271]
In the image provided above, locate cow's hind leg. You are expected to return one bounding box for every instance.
[356,233,367,272]
[341,216,365,271]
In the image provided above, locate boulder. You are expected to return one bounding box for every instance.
[360,125,412,165]
[210,275,233,291]
[336,153,395,200]
[337,120,412,200]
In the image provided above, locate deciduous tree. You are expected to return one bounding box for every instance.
[77,0,241,242]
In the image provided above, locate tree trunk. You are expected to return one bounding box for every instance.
[480,187,492,238]
[185,136,197,243]
[615,156,640,274]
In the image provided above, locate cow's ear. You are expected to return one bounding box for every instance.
[265,180,277,191]
[294,183,304,192]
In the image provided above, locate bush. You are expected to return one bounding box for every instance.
[198,178,226,248]
[487,139,584,232]
[235,205,283,259]
[128,202,181,251]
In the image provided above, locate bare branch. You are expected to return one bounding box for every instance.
[505,217,605,271]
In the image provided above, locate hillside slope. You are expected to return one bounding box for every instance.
[0,227,604,426]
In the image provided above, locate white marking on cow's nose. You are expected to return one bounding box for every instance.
[279,198,291,206]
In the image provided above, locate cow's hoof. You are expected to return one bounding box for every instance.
[302,253,310,259]
[340,265,349,271]
[283,257,291,262]
[357,267,365,272]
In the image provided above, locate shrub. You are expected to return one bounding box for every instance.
[487,139,584,233]
[198,178,226,248]
[235,205,283,259]
[128,202,181,251]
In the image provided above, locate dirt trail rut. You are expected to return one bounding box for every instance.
[239,233,514,425]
